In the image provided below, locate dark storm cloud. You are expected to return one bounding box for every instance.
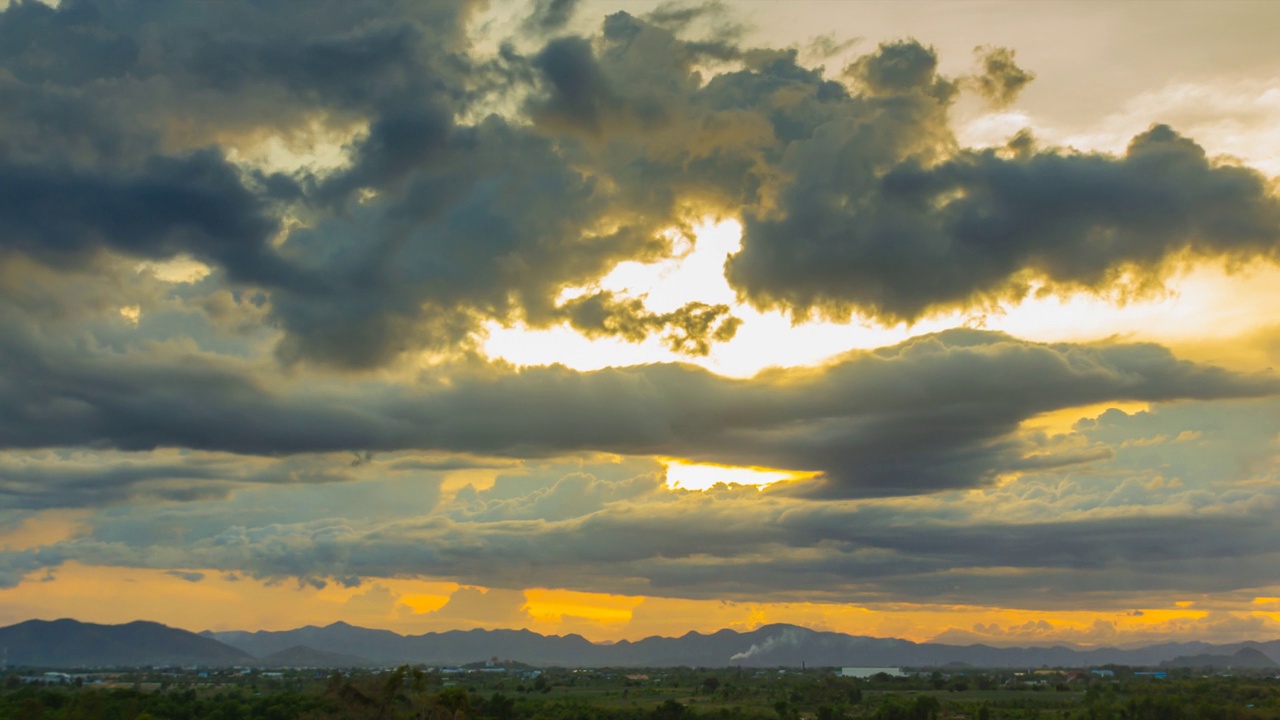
[0,317,408,455]
[727,121,1280,325]
[526,25,1280,327]
[4,4,1280,368]
[530,36,617,136]
[0,452,370,511]
[2,309,1275,496]
[710,41,1274,325]
[0,0,703,369]
[0,0,472,102]
[0,0,1276,526]
[0,457,228,510]
[4,0,1280,613]
[0,151,293,285]
[263,10,759,367]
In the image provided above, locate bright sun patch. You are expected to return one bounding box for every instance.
[137,256,212,284]
[1021,400,1152,436]
[662,458,814,491]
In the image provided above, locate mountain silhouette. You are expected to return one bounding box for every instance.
[0,619,252,667]
[5,618,1279,670]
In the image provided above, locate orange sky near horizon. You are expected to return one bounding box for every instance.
[3,560,1278,648]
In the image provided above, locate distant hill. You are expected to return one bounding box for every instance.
[0,619,252,668]
[7,618,1280,670]
[206,622,599,666]
[202,622,1280,670]
[256,645,371,668]
[1162,647,1278,670]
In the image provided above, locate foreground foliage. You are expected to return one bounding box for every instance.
[2,666,1279,720]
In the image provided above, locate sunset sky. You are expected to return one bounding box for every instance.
[3,0,1280,648]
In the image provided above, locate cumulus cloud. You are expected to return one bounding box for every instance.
[966,45,1035,108]
[3,0,1280,624]
[728,122,1280,325]
[5,3,1280,368]
[558,291,741,355]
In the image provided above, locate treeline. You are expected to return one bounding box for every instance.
[2,668,1279,720]
[0,685,327,720]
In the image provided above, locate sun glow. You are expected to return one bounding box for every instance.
[663,458,814,491]
[136,256,212,284]
[4,561,1278,644]
[221,117,366,177]
[523,588,645,626]
[1022,401,1153,436]
[485,218,1280,378]
[484,218,932,376]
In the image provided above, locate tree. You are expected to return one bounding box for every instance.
[652,699,685,720]
[816,704,845,720]
[17,697,44,720]
[486,693,514,720]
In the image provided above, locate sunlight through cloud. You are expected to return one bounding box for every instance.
[663,458,813,491]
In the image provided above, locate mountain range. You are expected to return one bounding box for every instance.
[2,618,1278,670]
[0,619,252,668]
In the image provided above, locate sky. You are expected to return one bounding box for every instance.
[2,0,1280,649]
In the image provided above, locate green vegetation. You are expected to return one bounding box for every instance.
[2,665,1278,720]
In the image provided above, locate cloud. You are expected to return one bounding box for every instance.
[9,460,1280,606]
[727,121,1280,326]
[2,0,688,371]
[4,321,1273,496]
[3,392,1279,607]
[0,150,293,285]
[0,450,389,511]
[523,0,580,33]
[0,454,232,510]
[2,0,1280,630]
[558,291,741,355]
[6,4,1279,371]
[846,39,953,98]
[966,46,1035,108]
[424,586,530,628]
[344,583,401,616]
[451,470,666,522]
